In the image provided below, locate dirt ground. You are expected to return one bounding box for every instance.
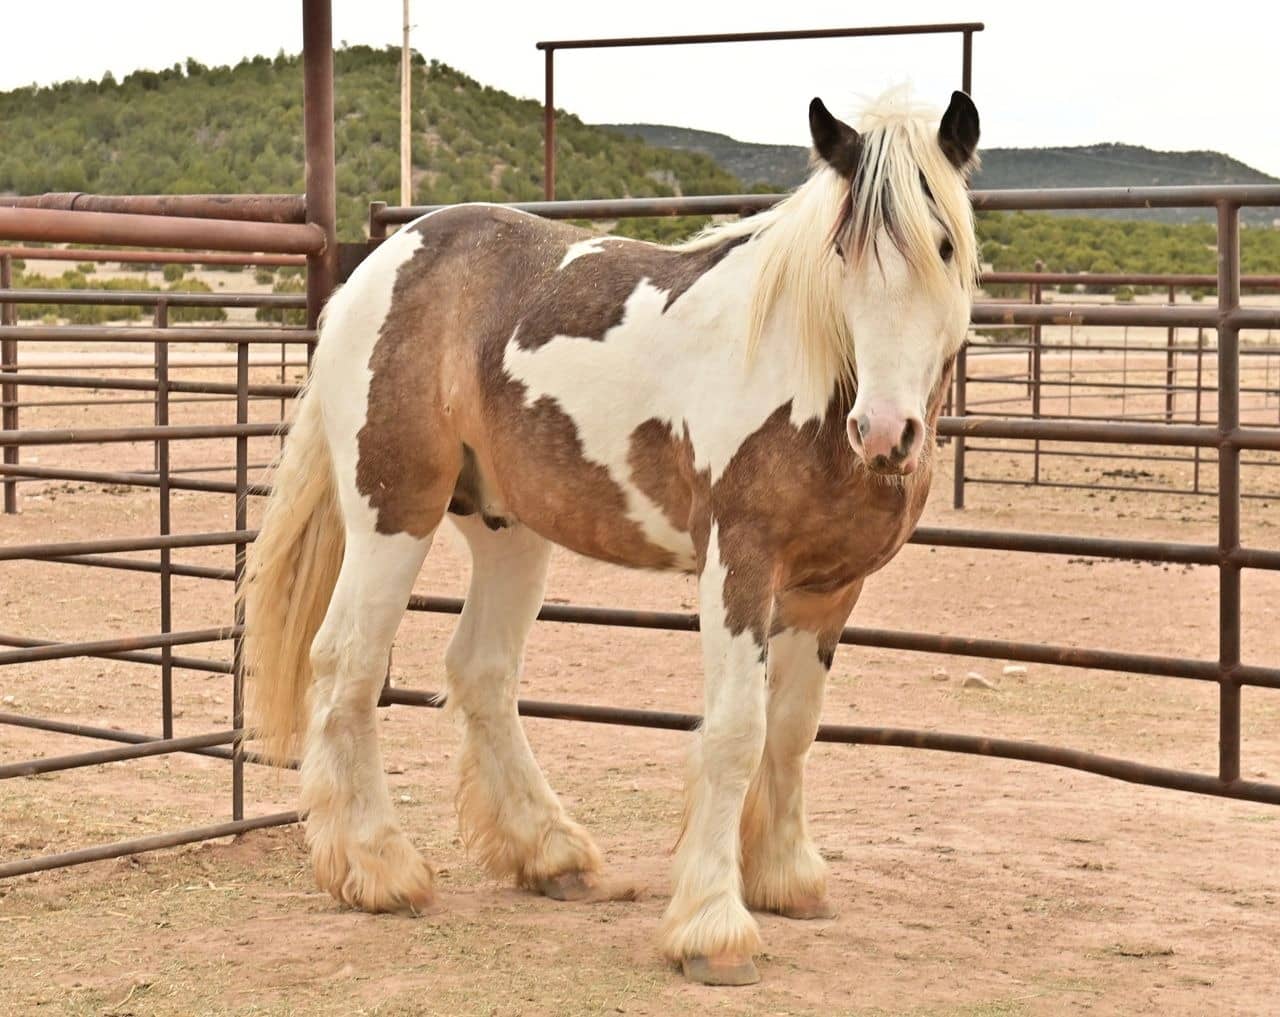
[2,316,1279,1016]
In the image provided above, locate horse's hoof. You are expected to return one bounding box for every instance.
[681,954,761,986]
[777,896,837,920]
[537,870,641,903]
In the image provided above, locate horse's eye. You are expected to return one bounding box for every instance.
[939,238,954,263]
[834,239,845,259]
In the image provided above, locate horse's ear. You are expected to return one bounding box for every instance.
[809,97,861,178]
[938,90,980,172]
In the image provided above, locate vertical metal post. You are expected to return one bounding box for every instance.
[543,48,556,200]
[961,31,973,94]
[154,302,173,739]
[303,0,338,332]
[1165,284,1177,424]
[399,0,413,209]
[1216,201,1241,785]
[1194,327,1205,494]
[1,253,17,514]
[952,343,967,509]
[232,341,249,821]
[1031,262,1043,484]
[369,201,388,242]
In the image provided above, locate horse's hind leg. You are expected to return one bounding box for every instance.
[740,583,862,920]
[304,525,436,913]
[445,513,613,899]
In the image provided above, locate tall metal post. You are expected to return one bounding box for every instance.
[303,0,338,330]
[1031,261,1043,484]
[1,253,16,514]
[154,302,173,739]
[962,31,973,93]
[543,48,556,199]
[400,0,413,209]
[952,344,967,509]
[1165,283,1177,423]
[1216,201,1241,784]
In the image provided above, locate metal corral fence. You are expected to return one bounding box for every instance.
[4,180,1280,882]
[3,7,1280,880]
[959,267,1280,504]
[0,255,308,514]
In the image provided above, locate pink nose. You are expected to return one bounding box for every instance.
[847,412,924,475]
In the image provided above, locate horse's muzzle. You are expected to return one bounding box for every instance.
[848,411,923,476]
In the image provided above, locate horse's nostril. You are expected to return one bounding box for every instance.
[857,415,871,440]
[894,419,919,461]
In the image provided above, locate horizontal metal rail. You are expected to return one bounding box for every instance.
[0,325,315,344]
[0,811,300,880]
[0,206,324,255]
[0,711,280,765]
[0,628,233,667]
[0,633,229,674]
[536,22,985,50]
[0,193,307,224]
[0,371,299,398]
[402,595,1280,690]
[0,288,306,309]
[0,729,239,779]
[0,245,306,267]
[373,184,1280,228]
[379,688,1280,806]
[0,421,283,446]
[983,271,1280,289]
[0,529,255,561]
[0,462,263,497]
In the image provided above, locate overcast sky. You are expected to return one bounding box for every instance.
[4,2,1278,177]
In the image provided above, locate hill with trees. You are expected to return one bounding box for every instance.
[607,124,1280,227]
[0,47,740,242]
[3,47,1279,294]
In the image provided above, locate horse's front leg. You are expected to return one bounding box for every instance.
[741,582,863,920]
[661,520,771,986]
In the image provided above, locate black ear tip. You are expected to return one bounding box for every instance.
[810,97,828,117]
[949,90,978,116]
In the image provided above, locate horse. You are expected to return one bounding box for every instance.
[242,86,980,986]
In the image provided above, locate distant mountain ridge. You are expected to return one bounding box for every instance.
[602,124,1280,225]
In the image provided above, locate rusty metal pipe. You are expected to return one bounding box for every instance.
[0,207,324,255]
[0,811,300,880]
[0,288,305,309]
[0,193,306,223]
[0,246,305,266]
[0,325,315,344]
[0,421,283,447]
[379,689,1280,806]
[0,627,234,667]
[0,729,239,780]
[0,529,254,562]
[536,23,984,50]
[0,711,285,766]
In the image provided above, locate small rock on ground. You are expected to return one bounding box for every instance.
[963,673,998,690]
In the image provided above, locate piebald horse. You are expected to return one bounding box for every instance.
[244,88,980,986]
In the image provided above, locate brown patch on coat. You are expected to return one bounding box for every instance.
[512,235,750,350]
[354,204,744,551]
[626,418,695,534]
[707,360,955,648]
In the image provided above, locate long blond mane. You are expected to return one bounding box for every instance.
[679,86,979,396]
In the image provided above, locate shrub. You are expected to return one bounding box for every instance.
[162,263,185,282]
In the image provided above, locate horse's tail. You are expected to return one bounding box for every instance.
[240,374,344,766]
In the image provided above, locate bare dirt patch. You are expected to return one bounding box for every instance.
[2,342,1279,1016]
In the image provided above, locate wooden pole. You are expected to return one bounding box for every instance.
[400,0,412,208]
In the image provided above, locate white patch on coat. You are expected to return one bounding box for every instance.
[503,241,833,562]
[558,236,609,270]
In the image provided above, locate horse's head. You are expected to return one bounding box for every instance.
[810,90,980,476]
